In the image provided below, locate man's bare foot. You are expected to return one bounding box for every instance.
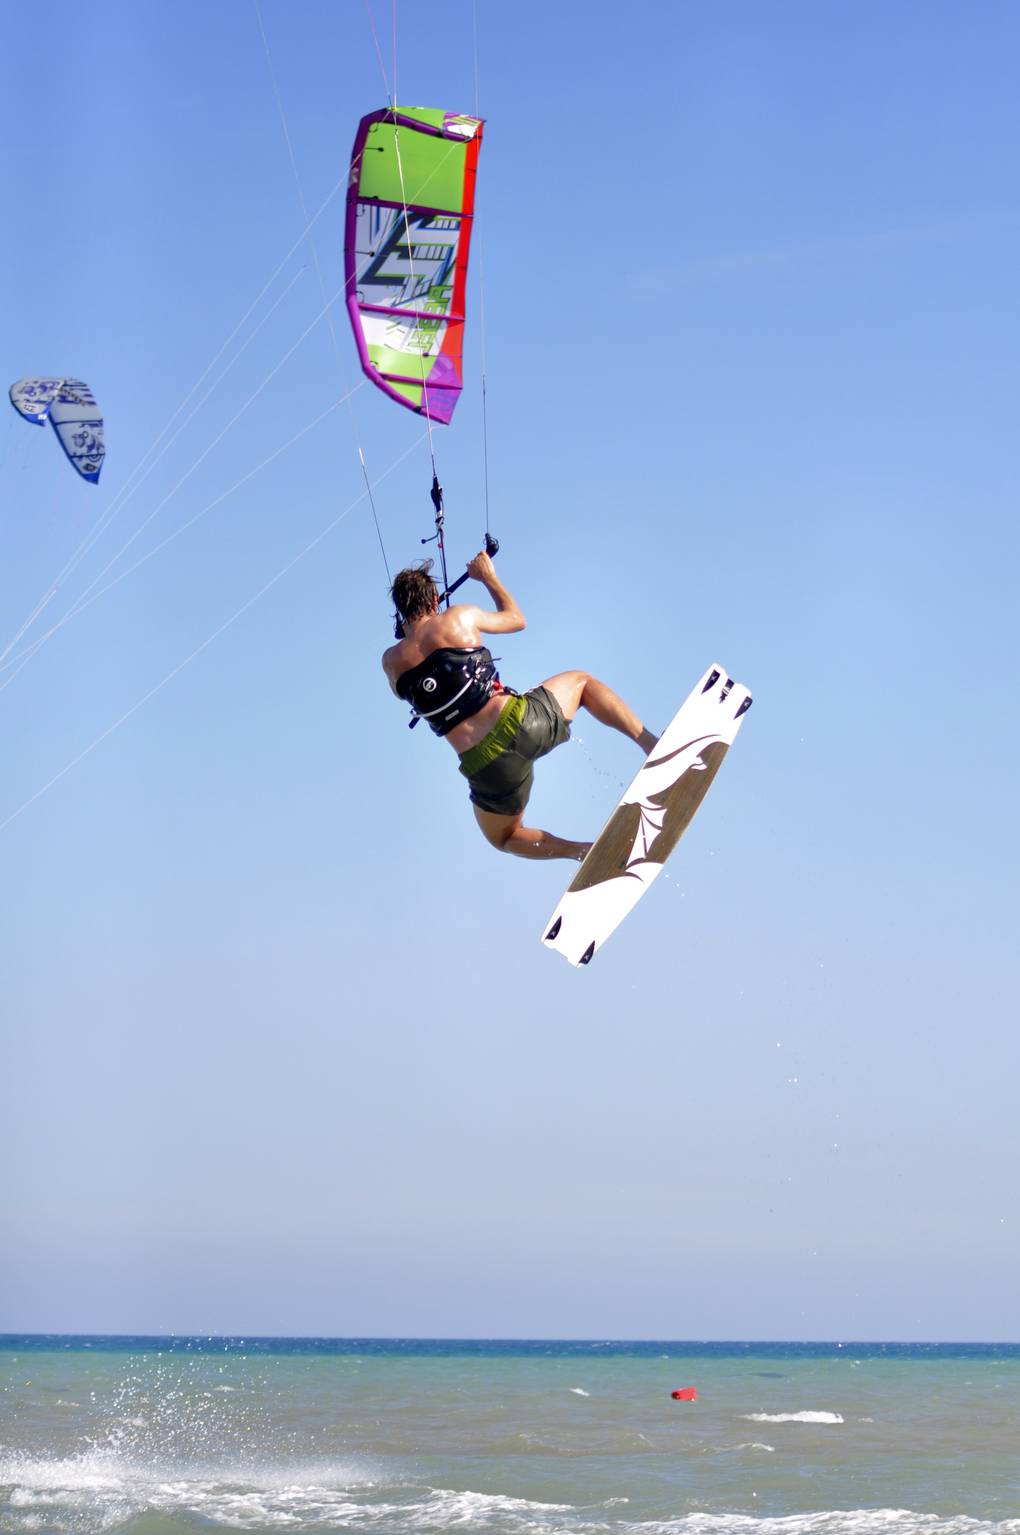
[638,727,659,754]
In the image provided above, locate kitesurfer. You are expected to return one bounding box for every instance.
[382,552,657,861]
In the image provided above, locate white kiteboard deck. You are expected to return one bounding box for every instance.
[541,663,752,966]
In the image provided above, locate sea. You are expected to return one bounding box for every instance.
[1,1337,1018,1535]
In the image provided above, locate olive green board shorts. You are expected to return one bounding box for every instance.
[458,687,570,817]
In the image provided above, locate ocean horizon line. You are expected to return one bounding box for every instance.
[3,1332,1019,1351]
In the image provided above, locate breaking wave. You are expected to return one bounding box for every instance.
[740,1412,844,1425]
[2,1460,1020,1535]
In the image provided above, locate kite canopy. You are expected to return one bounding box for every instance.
[345,106,483,425]
[9,377,106,483]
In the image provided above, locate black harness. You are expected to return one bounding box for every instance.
[396,645,501,735]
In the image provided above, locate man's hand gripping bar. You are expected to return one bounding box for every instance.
[440,532,500,604]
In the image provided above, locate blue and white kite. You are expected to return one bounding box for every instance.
[9,377,105,483]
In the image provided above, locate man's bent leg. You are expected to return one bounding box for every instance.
[541,671,657,754]
[473,805,591,862]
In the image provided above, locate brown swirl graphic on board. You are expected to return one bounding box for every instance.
[569,738,730,894]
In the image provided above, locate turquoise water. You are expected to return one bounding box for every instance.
[1,1339,1019,1533]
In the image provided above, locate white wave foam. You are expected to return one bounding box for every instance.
[2,1458,1018,1535]
[0,1451,375,1532]
[421,1488,573,1518]
[699,1443,777,1458]
[624,1518,1020,1535]
[741,1411,844,1424]
[570,1387,591,1396]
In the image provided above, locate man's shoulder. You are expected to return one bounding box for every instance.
[381,640,405,677]
[439,604,485,642]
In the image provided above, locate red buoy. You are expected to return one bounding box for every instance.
[671,1387,697,1401]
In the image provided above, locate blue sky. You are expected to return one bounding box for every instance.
[1,0,1018,1340]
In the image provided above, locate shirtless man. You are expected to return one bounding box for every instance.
[381,551,657,862]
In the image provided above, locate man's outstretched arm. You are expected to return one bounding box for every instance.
[461,549,525,635]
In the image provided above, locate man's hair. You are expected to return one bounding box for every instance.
[391,560,438,624]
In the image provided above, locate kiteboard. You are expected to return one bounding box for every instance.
[541,664,752,966]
